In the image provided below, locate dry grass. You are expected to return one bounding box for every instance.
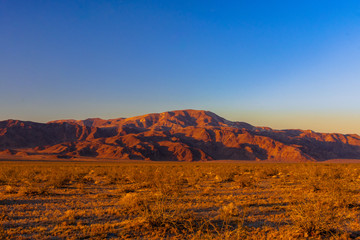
[0,161,360,239]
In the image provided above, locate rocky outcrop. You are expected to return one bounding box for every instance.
[0,109,359,162]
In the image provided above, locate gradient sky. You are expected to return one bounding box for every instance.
[1,1,360,134]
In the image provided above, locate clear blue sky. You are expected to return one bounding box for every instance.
[1,0,360,133]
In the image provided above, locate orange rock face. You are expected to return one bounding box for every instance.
[1,110,360,162]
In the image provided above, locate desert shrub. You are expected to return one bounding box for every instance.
[256,167,280,179]
[61,209,82,225]
[213,202,248,239]
[219,203,240,221]
[306,176,322,192]
[324,179,357,209]
[120,192,203,237]
[46,171,72,188]
[17,184,50,196]
[307,165,346,182]
[0,168,19,185]
[148,167,188,196]
[88,223,116,239]
[144,205,195,232]
[116,185,136,194]
[4,185,17,194]
[136,201,200,236]
[214,170,237,183]
[21,168,42,183]
[234,175,255,188]
[119,193,151,214]
[105,169,127,184]
[201,186,214,196]
[0,165,77,188]
[126,166,155,184]
[289,198,346,238]
[70,168,92,183]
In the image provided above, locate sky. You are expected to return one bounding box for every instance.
[1,0,360,134]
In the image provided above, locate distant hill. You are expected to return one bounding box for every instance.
[1,109,360,162]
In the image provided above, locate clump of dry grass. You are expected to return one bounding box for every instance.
[4,185,16,194]
[219,202,241,220]
[234,174,256,188]
[141,203,197,234]
[46,172,72,188]
[119,193,204,238]
[289,198,346,238]
[88,223,116,239]
[17,184,51,196]
[119,192,150,214]
[256,167,280,179]
[214,172,236,183]
[61,209,80,225]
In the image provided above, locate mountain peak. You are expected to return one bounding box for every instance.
[121,109,236,129]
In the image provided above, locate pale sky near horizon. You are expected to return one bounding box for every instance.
[1,1,360,134]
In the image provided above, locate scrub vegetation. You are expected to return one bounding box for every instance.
[0,161,360,239]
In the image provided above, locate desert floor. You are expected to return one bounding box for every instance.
[1,161,360,239]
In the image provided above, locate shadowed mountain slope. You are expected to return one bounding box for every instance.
[1,110,360,162]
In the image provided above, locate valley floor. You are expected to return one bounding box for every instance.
[1,161,360,239]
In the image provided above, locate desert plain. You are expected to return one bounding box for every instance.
[1,160,360,239]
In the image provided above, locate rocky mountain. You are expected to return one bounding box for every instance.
[1,109,360,162]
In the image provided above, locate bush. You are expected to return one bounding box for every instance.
[289,198,345,238]
[17,184,50,196]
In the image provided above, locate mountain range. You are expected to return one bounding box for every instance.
[1,109,360,162]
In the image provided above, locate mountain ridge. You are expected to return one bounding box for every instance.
[1,109,360,162]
